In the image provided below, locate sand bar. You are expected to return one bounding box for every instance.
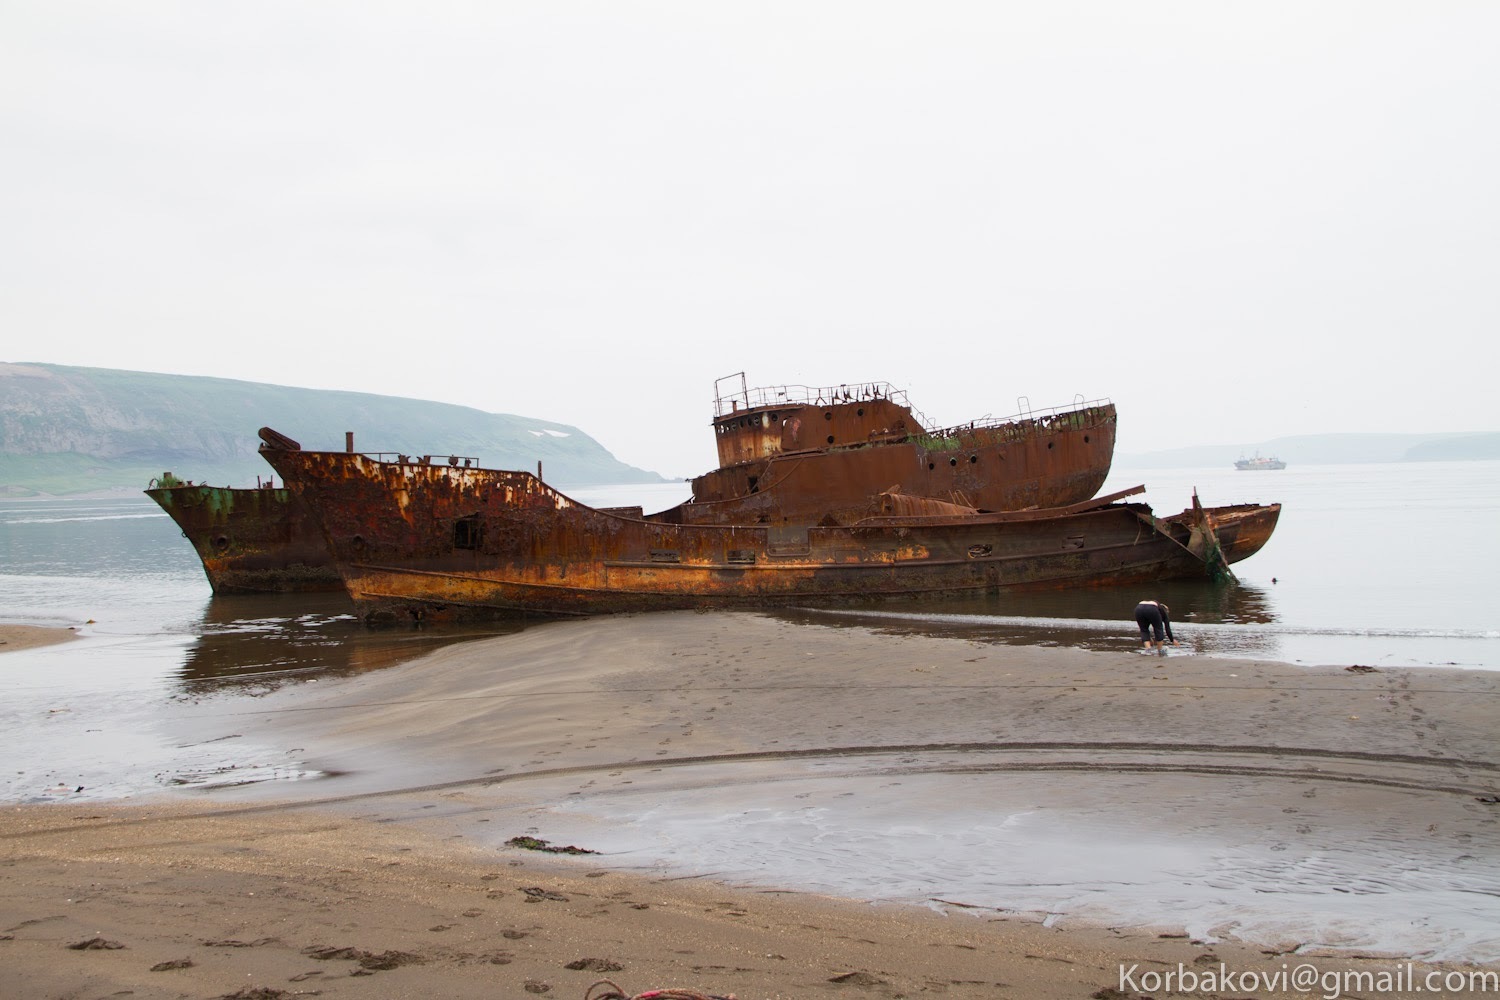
[0,622,79,654]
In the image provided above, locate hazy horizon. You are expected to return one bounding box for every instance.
[5,4,1496,478]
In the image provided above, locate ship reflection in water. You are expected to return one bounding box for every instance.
[177,591,524,694]
[777,581,1285,660]
[178,582,1280,694]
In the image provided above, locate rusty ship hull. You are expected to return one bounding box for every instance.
[145,476,342,593]
[257,430,1279,622]
[683,376,1117,525]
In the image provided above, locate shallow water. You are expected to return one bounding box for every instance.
[522,762,1500,962]
[0,495,520,801]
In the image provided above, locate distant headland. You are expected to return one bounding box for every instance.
[0,362,668,497]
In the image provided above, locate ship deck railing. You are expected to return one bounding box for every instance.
[714,379,917,420]
[360,452,482,468]
[924,397,1115,440]
[712,373,1111,439]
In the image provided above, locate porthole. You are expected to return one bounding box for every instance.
[1047,441,1054,449]
[857,407,864,417]
[928,462,935,471]
[824,411,833,420]
[1084,434,1091,443]
[213,535,229,551]
[827,435,835,445]
[949,457,957,466]
[969,455,978,463]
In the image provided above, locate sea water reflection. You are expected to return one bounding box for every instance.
[0,586,521,801]
[773,580,1288,661]
[179,591,522,693]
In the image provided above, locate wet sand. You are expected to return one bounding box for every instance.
[0,622,78,653]
[5,610,1500,998]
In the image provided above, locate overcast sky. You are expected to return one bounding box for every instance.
[3,2,1495,478]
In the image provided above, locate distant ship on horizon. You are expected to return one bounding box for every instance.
[1235,453,1287,471]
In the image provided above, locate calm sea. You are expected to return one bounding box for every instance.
[3,462,1498,959]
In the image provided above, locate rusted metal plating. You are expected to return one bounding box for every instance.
[257,428,1279,622]
[144,474,342,593]
[694,375,1117,524]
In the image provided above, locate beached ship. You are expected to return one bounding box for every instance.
[1235,454,1287,471]
[257,427,1280,622]
[681,374,1117,525]
[144,473,342,593]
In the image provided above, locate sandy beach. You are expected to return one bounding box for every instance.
[5,610,1500,998]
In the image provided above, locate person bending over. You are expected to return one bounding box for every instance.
[1135,599,1179,653]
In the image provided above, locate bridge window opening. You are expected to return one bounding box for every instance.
[454,517,483,550]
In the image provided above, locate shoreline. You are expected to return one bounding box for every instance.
[6,610,1500,997]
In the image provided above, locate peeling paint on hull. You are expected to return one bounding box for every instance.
[690,379,1118,523]
[144,481,342,593]
[258,434,1280,622]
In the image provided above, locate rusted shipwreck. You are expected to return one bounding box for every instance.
[257,428,1279,621]
[145,376,1111,595]
[144,472,342,593]
[677,374,1117,526]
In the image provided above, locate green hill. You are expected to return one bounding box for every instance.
[0,363,667,496]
